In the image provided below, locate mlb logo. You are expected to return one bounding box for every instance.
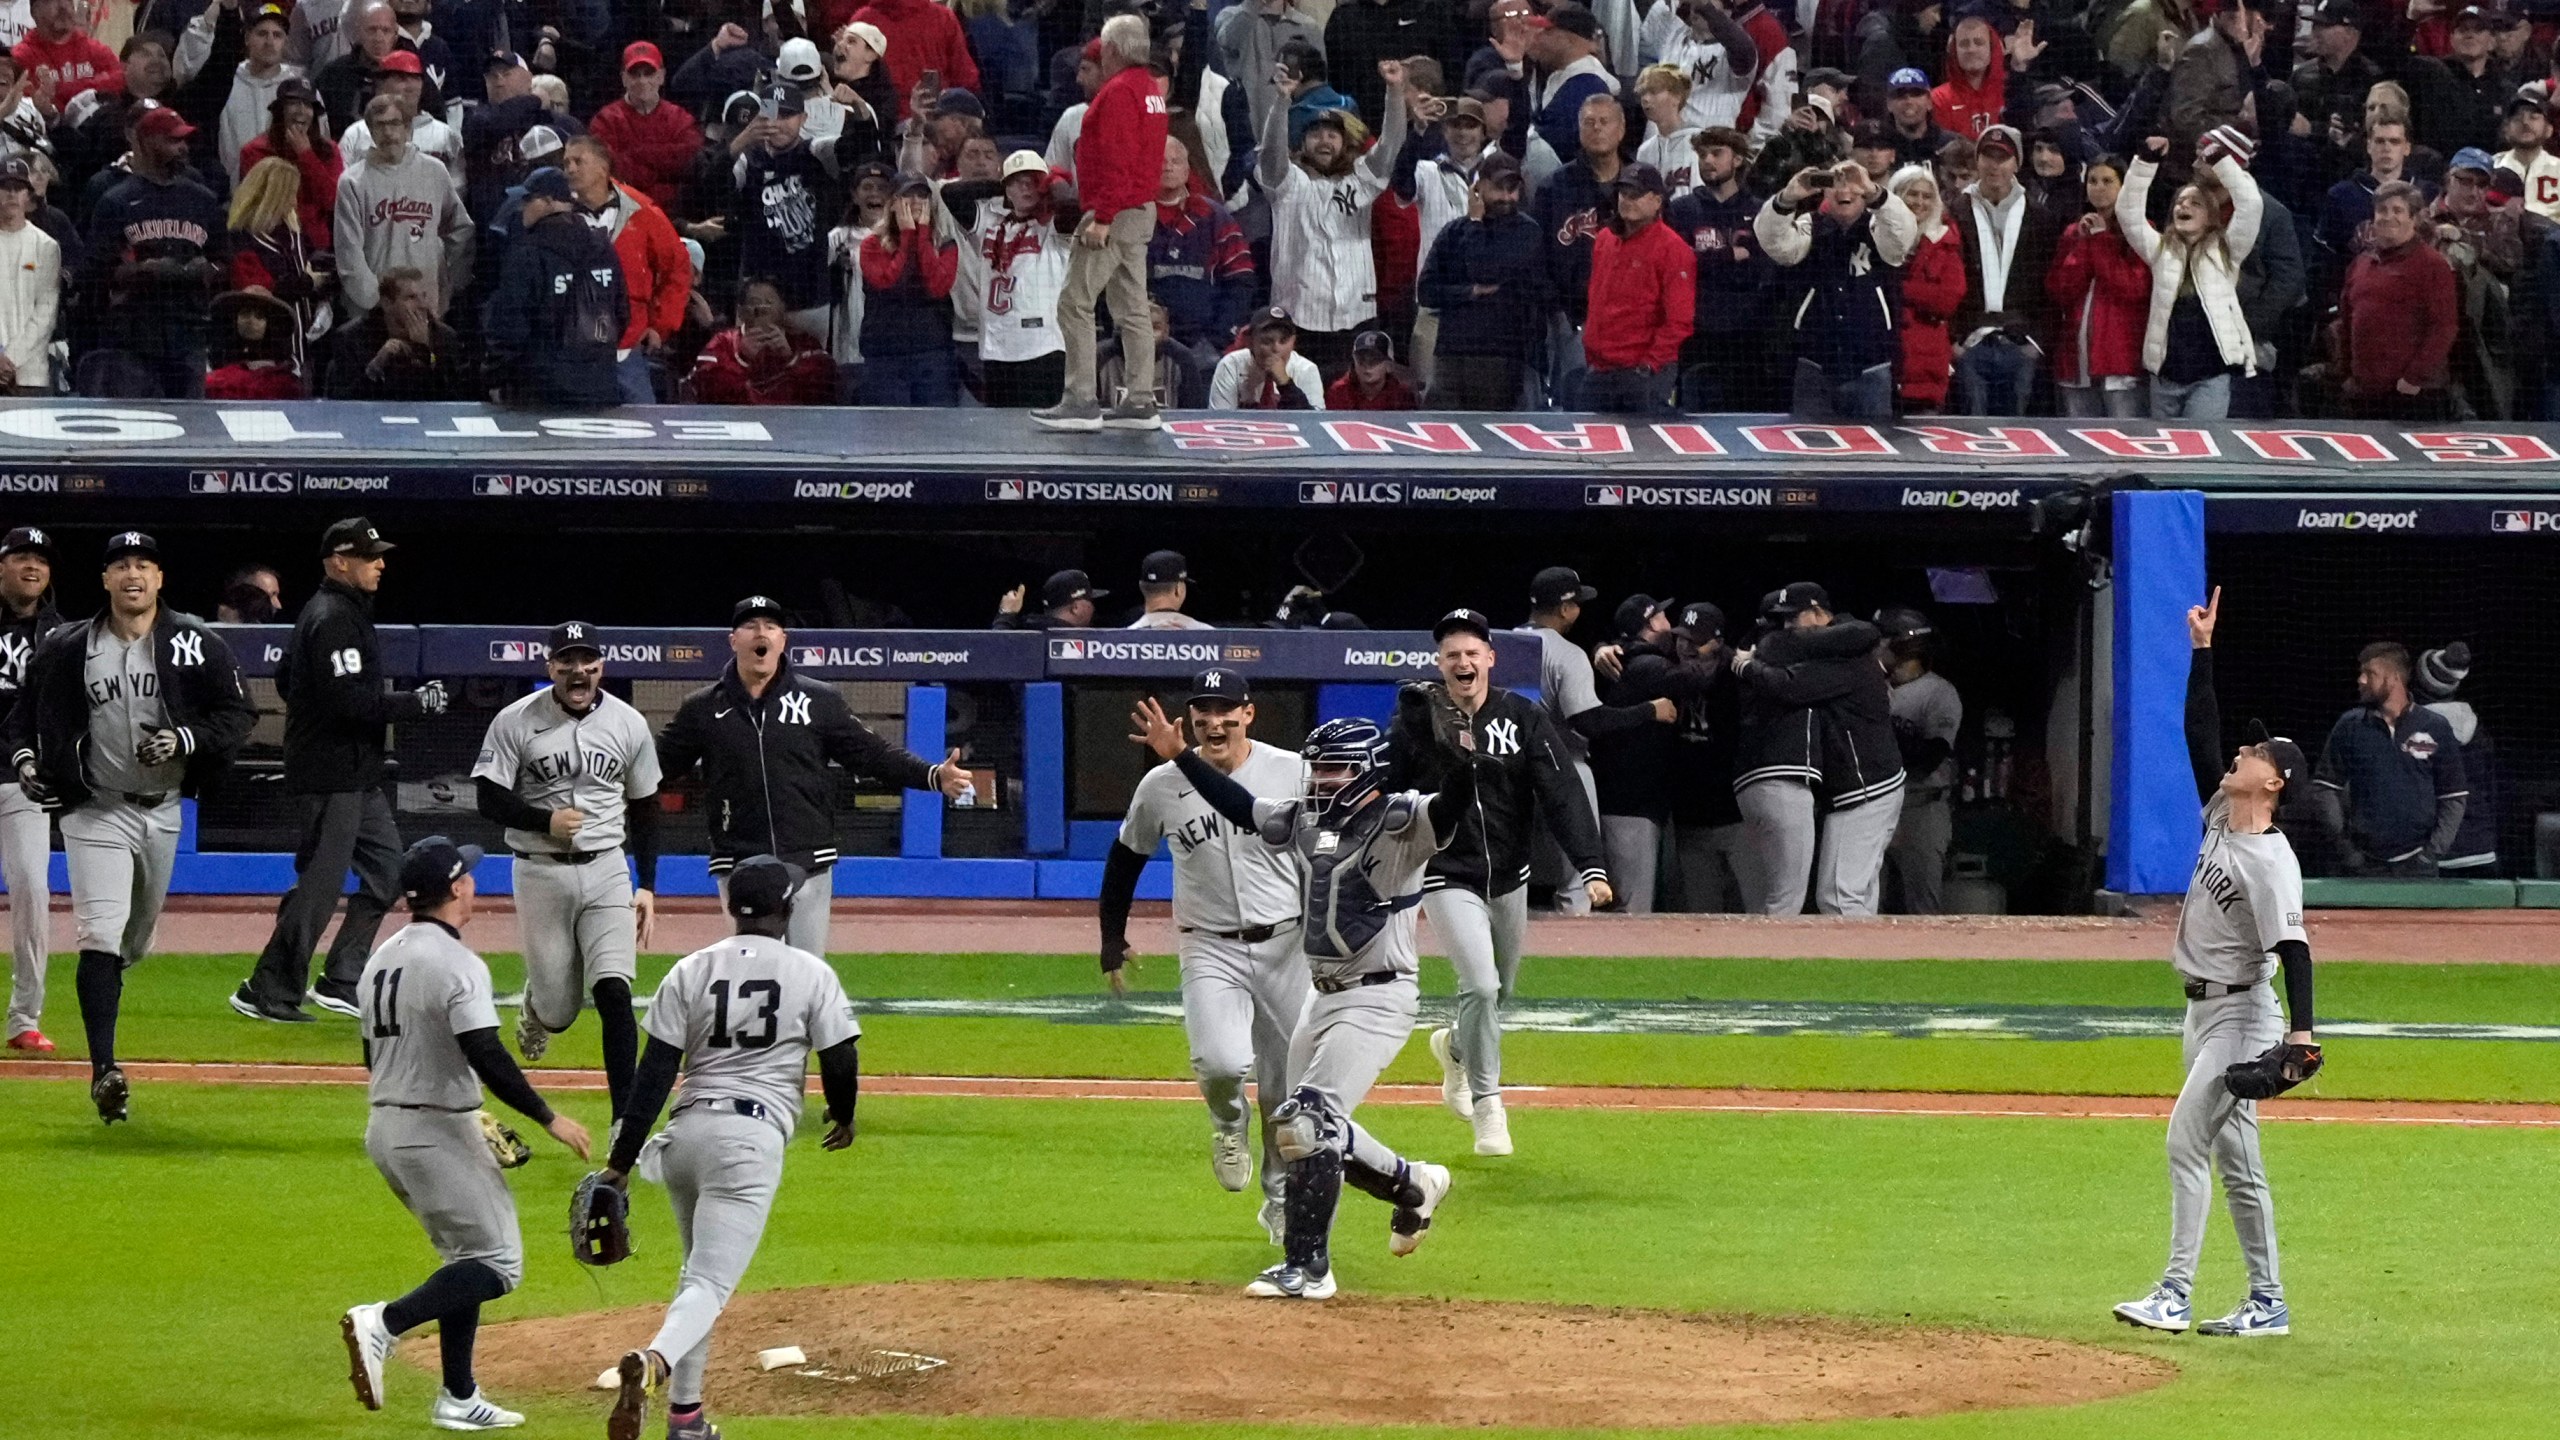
[1048,638,1087,661]
[1586,485,1626,506]
[2493,511,2534,533]
[188,470,231,494]
[986,479,1025,501]
[1299,481,1339,504]
[490,641,529,662]
[790,646,825,666]
[473,474,518,496]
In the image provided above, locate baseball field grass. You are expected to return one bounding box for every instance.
[9,946,2557,1438]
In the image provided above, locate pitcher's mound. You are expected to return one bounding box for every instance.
[452,1277,2172,1429]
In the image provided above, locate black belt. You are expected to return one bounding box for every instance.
[1311,970,1399,995]
[2184,977,2263,1001]
[515,848,610,864]
[674,1096,771,1122]
[107,789,169,807]
[1181,920,1300,943]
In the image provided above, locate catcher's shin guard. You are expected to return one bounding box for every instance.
[1344,1154,1424,1209]
[1282,1146,1343,1272]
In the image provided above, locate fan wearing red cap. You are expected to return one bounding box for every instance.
[587,39,701,213]
[10,0,126,111]
[84,99,229,394]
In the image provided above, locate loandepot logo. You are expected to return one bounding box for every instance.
[2491,510,2560,533]
[1586,484,1773,506]
[2296,508,2418,531]
[1342,647,1436,669]
[1900,487,2021,509]
[795,480,916,501]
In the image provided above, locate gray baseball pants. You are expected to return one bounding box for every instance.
[514,850,638,1032]
[1737,780,1817,915]
[1886,795,1952,914]
[61,793,178,962]
[1289,973,1421,1179]
[648,1106,786,1408]
[1600,815,1661,915]
[1179,927,1307,1202]
[1814,790,1904,918]
[1670,819,1753,913]
[2,782,53,1037]
[717,866,832,957]
[366,1105,525,1291]
[1421,885,1527,1102]
[1530,758,1599,914]
[2164,984,2285,1300]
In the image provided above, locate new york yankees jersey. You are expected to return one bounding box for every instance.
[2171,794,2307,986]
[473,688,662,855]
[360,919,502,1112]
[1119,740,1310,933]
[1640,10,1756,130]
[1267,161,1393,333]
[643,932,857,1136]
[84,626,180,796]
[1245,791,1442,981]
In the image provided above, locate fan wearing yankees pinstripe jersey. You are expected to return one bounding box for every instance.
[1258,57,1408,379]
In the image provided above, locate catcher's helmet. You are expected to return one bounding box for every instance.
[1301,717,1388,822]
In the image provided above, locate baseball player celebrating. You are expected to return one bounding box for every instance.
[596,854,862,1440]
[656,596,972,958]
[2114,588,2321,1340]
[1098,667,1310,1240]
[0,525,61,1053]
[472,622,664,1120]
[341,836,593,1430]
[1132,697,1465,1301]
[1404,609,1625,1157]
[3,531,254,1124]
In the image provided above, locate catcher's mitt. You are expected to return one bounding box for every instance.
[479,1110,532,1169]
[570,1170,632,1266]
[1396,682,1473,753]
[2223,1041,2323,1100]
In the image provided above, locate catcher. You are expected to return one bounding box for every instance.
[587,854,861,1440]
[2115,588,2321,1341]
[341,837,591,1432]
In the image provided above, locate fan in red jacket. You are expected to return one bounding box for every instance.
[1580,165,1695,413]
[205,288,306,398]
[1889,164,1965,412]
[1929,14,2005,141]
[691,278,837,404]
[564,138,692,358]
[2045,158,2152,417]
[13,0,124,110]
[1324,330,1420,409]
[855,0,981,118]
[588,43,701,214]
[2333,181,2460,420]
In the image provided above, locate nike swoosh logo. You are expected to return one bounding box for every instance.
[1177,789,1194,798]
[715,708,733,718]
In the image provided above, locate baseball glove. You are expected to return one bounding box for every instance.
[1396,681,1472,754]
[569,1170,632,1267]
[478,1110,532,1169]
[2223,1041,2324,1100]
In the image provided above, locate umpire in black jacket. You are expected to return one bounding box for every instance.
[232,519,450,1025]
[1392,607,1616,1159]
[655,595,973,958]
[1731,583,1906,917]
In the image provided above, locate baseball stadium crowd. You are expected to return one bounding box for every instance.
[0,0,2555,417]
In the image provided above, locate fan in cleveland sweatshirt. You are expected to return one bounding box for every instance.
[333,96,473,315]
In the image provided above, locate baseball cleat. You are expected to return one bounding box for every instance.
[6,1028,53,1052]
[1429,1027,1472,1119]
[1259,1195,1286,1247]
[229,984,314,1024]
[342,1302,393,1411]
[1245,1262,1336,1300]
[608,1349,660,1440]
[1029,400,1104,433]
[307,980,363,1019]
[1389,1161,1451,1257]
[431,1388,524,1430]
[515,1006,550,1062]
[1470,1093,1513,1156]
[1210,1127,1251,1192]
[665,1409,722,1440]
[2112,1284,2193,1333]
[2196,1294,2291,1337]
[91,1065,128,1124]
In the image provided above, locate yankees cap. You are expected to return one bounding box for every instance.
[399,835,485,905]
[1,525,51,558]
[1676,601,1726,641]
[1613,593,1673,636]
[548,621,602,658]
[2243,719,2307,788]
[726,854,807,918]
[1762,581,1831,619]
[322,516,394,557]
[1041,569,1106,608]
[1188,667,1250,706]
[731,594,787,627]
[1529,565,1597,607]
[1432,607,1493,643]
[1140,549,1190,584]
[103,530,160,564]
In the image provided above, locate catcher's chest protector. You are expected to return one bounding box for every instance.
[1296,798,1416,966]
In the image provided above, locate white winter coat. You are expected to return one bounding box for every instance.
[2118,154,2262,377]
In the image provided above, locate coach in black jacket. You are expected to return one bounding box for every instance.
[233,519,450,1026]
[655,595,972,958]
[1732,583,1905,918]
[1592,595,1727,915]
[1391,608,1614,1158]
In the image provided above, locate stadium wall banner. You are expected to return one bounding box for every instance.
[210,625,1534,684]
[11,404,2560,518]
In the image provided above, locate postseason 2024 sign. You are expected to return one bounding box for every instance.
[5,402,2560,531]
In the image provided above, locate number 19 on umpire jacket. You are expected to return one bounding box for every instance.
[652,655,940,877]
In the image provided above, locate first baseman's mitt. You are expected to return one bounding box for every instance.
[2223,1041,2323,1100]
[478,1110,532,1169]
[570,1171,632,1266]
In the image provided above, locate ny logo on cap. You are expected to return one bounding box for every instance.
[563,623,585,640]
[24,528,42,545]
[1202,672,1223,690]
[746,595,774,609]
[115,531,142,547]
